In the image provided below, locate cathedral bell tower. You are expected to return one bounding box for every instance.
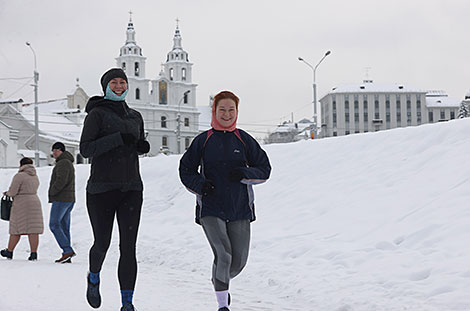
[115,12,149,103]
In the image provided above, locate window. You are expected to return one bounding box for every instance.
[184,92,188,104]
[136,88,140,100]
[333,132,337,137]
[185,137,190,150]
[450,111,456,119]
[345,131,350,135]
[374,99,380,119]
[407,98,411,125]
[159,81,167,105]
[184,118,189,127]
[417,97,422,124]
[182,68,186,81]
[396,99,401,126]
[354,100,359,123]
[162,136,168,147]
[429,111,434,122]
[122,62,126,71]
[170,68,174,81]
[161,116,167,128]
[440,109,446,120]
[345,100,350,124]
[135,62,140,77]
[386,101,391,127]
[333,101,337,128]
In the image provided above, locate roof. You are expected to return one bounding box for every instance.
[425,95,460,108]
[327,82,426,94]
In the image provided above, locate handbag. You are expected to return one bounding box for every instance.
[1,195,12,221]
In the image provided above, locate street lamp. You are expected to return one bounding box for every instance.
[298,50,331,139]
[176,90,191,154]
[26,42,40,166]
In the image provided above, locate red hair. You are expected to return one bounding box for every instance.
[213,91,239,110]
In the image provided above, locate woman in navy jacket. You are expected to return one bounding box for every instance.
[179,91,271,311]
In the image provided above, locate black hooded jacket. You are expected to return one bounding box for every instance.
[80,96,149,194]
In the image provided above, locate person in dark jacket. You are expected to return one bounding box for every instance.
[80,68,150,311]
[179,90,271,311]
[48,142,76,264]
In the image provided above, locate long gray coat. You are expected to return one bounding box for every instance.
[6,164,44,235]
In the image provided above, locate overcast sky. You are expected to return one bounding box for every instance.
[1,0,469,137]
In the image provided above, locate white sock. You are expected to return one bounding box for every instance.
[215,290,229,308]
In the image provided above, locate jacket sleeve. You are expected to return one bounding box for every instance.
[136,116,150,155]
[239,131,271,185]
[179,135,205,195]
[80,110,124,158]
[6,174,22,197]
[48,161,70,196]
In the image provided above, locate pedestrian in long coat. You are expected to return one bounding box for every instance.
[0,157,43,261]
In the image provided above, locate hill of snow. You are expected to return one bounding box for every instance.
[1,118,469,311]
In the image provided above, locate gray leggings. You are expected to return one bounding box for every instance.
[200,216,251,291]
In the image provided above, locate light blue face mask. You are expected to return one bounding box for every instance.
[104,84,128,101]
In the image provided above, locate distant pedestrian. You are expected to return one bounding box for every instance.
[179,91,271,311]
[0,157,43,261]
[48,142,76,263]
[80,68,150,311]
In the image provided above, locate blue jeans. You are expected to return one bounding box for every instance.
[49,202,75,255]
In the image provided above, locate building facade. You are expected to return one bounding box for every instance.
[320,80,459,137]
[114,17,199,154]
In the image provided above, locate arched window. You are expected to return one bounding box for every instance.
[135,62,140,77]
[161,116,167,128]
[122,62,126,71]
[162,136,168,147]
[182,68,186,81]
[136,88,140,100]
[184,117,189,127]
[159,81,167,105]
[170,68,174,81]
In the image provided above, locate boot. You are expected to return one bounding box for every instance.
[28,252,37,261]
[0,248,13,259]
[121,302,136,311]
[86,273,101,308]
[55,251,75,263]
[218,308,230,311]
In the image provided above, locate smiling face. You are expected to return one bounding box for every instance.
[215,98,238,127]
[108,78,127,96]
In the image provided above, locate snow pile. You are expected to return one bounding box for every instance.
[1,118,469,311]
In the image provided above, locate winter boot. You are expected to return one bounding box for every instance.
[86,273,101,308]
[28,252,37,261]
[121,302,136,311]
[0,248,13,259]
[218,308,230,311]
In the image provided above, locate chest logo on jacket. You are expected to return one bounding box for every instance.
[233,149,241,154]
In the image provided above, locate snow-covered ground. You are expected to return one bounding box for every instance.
[1,119,470,311]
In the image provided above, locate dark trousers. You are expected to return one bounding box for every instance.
[87,190,143,290]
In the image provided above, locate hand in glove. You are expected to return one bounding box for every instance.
[121,133,137,145]
[202,180,216,196]
[136,140,150,154]
[228,168,245,182]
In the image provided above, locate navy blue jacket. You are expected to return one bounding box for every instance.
[179,128,271,224]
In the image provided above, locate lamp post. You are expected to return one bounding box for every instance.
[176,90,191,154]
[298,50,331,139]
[26,42,40,166]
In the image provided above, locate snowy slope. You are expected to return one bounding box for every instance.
[1,119,470,311]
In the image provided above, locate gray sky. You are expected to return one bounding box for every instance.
[1,0,469,137]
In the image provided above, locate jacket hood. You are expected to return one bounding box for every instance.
[85,95,130,115]
[56,150,75,163]
[19,164,37,176]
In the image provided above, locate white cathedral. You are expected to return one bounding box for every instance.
[112,16,200,155]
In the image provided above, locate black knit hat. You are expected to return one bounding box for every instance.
[100,68,128,93]
[52,142,65,152]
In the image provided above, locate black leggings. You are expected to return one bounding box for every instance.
[87,190,143,290]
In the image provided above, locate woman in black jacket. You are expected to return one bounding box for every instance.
[80,68,150,311]
[179,91,271,311]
